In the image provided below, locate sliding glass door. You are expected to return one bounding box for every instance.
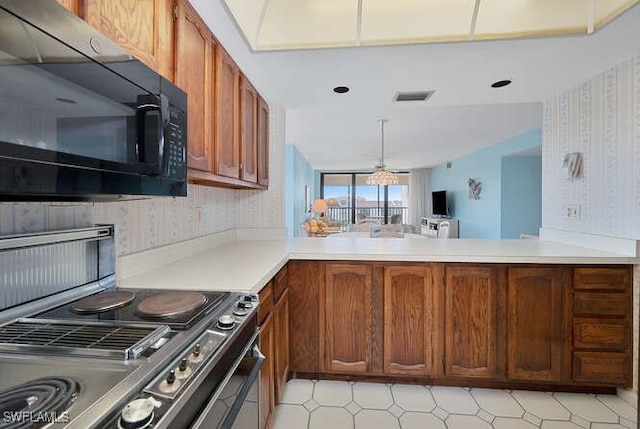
[321,172,409,225]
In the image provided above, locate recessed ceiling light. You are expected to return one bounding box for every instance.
[491,80,512,88]
[333,86,349,94]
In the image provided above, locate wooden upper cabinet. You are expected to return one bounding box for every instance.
[442,265,502,379]
[175,0,215,173]
[507,267,564,382]
[321,263,373,373]
[215,47,241,179]
[257,96,270,187]
[383,265,433,376]
[84,0,174,80]
[240,75,258,183]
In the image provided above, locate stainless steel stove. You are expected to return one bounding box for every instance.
[0,226,262,429]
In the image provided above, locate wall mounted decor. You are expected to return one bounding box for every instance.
[468,178,482,200]
[562,152,583,179]
[304,185,310,212]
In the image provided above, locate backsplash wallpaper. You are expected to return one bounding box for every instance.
[542,54,640,239]
[0,106,285,256]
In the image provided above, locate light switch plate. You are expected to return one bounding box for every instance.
[564,204,581,220]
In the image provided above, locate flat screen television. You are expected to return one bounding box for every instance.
[432,190,448,216]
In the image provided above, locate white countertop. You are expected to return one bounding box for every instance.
[119,236,637,294]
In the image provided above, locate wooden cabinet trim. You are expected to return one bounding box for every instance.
[274,288,290,403]
[258,281,274,325]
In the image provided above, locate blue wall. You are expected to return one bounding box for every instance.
[429,129,542,238]
[501,156,542,238]
[285,144,316,237]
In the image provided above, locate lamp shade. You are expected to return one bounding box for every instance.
[311,199,328,213]
[366,169,400,186]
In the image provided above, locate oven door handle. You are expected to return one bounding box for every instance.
[220,345,265,429]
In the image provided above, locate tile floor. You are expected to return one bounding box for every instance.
[272,379,638,429]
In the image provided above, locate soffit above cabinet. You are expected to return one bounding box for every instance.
[222,0,638,51]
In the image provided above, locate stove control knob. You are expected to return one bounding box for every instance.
[120,397,155,429]
[166,370,176,384]
[176,357,193,379]
[188,343,204,364]
[243,294,257,302]
[238,301,252,309]
[217,314,235,330]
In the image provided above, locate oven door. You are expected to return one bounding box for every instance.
[190,333,264,429]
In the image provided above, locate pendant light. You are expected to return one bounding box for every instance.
[366,119,399,186]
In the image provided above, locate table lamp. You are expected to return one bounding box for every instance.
[311,199,329,236]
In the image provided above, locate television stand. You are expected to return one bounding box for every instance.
[420,217,459,238]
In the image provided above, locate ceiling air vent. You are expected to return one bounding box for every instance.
[393,91,434,102]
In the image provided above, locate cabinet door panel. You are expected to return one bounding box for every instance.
[507,267,562,381]
[257,96,269,187]
[85,0,173,79]
[573,352,629,385]
[240,76,258,182]
[444,266,500,378]
[573,319,627,350]
[383,265,432,375]
[573,292,628,316]
[215,48,240,179]
[274,289,290,403]
[322,263,372,373]
[176,0,214,172]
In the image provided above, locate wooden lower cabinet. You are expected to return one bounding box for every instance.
[287,261,632,390]
[320,263,373,373]
[506,267,565,382]
[383,265,433,375]
[441,265,503,379]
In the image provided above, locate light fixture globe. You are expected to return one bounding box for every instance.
[366,119,399,186]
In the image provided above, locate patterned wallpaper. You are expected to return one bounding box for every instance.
[542,55,640,239]
[0,106,285,256]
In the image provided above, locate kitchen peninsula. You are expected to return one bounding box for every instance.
[120,233,637,409]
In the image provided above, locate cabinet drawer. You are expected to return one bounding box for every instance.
[274,266,288,301]
[573,319,627,350]
[573,292,628,316]
[573,267,630,291]
[573,352,629,385]
[258,281,274,325]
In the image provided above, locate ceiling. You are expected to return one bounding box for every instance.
[223,0,638,51]
[190,0,640,171]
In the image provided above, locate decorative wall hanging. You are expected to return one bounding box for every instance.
[562,152,583,179]
[468,178,482,200]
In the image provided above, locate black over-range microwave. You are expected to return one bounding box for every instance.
[0,0,188,200]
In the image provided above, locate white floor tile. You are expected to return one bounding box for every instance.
[493,417,539,429]
[352,382,393,409]
[431,386,479,415]
[309,407,353,429]
[554,392,618,423]
[354,409,399,429]
[399,412,447,429]
[445,414,493,429]
[471,388,525,418]
[280,379,315,405]
[596,394,638,422]
[313,380,353,407]
[591,424,629,429]
[511,390,571,420]
[477,409,495,424]
[391,384,436,412]
[272,404,309,429]
[540,421,583,429]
